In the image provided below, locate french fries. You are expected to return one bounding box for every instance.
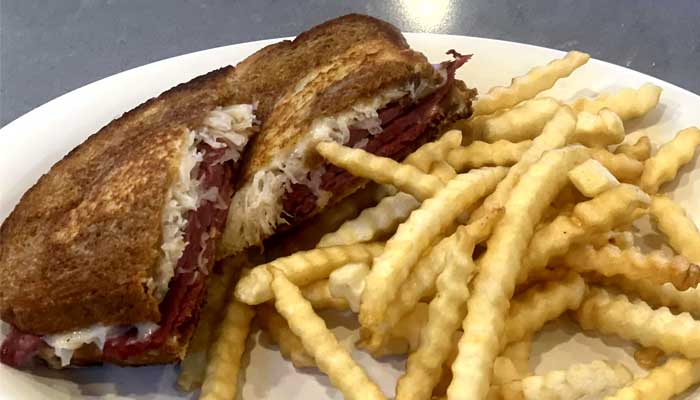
[301,279,349,310]
[468,97,560,143]
[234,242,383,305]
[316,141,443,200]
[360,167,506,329]
[569,83,662,121]
[567,158,619,198]
[634,347,665,370]
[430,161,458,183]
[328,262,369,312]
[404,129,463,172]
[561,244,700,291]
[641,127,700,194]
[588,148,645,183]
[468,107,578,225]
[599,275,700,318]
[473,51,589,116]
[199,299,254,400]
[615,135,652,161]
[448,146,588,400]
[650,195,700,263]
[395,211,482,400]
[256,303,315,368]
[446,140,531,170]
[502,360,632,400]
[575,287,700,359]
[317,192,419,247]
[604,358,700,400]
[570,108,625,148]
[270,268,387,400]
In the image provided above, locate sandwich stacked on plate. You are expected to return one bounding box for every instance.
[0,14,475,368]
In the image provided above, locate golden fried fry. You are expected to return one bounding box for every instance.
[364,210,501,353]
[597,275,700,319]
[570,83,662,121]
[561,244,700,291]
[567,159,620,198]
[404,129,463,172]
[575,287,700,358]
[505,273,585,345]
[505,360,632,400]
[468,107,579,225]
[640,127,700,194]
[650,195,700,263]
[493,337,533,385]
[256,303,315,368]
[430,161,458,183]
[234,242,383,305]
[318,192,419,247]
[634,347,665,370]
[521,184,650,281]
[571,108,625,148]
[615,136,652,161]
[396,214,482,400]
[301,279,349,310]
[199,299,254,400]
[448,146,588,400]
[473,51,589,116]
[263,182,394,260]
[374,302,430,357]
[316,141,442,200]
[447,140,531,170]
[328,262,370,313]
[588,148,644,183]
[360,167,507,329]
[270,268,386,400]
[604,358,700,400]
[469,98,561,143]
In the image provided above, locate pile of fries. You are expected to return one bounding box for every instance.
[179,51,700,400]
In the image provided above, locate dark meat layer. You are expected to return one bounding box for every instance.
[1,144,234,368]
[282,52,471,225]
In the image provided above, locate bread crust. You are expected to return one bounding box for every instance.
[0,66,237,335]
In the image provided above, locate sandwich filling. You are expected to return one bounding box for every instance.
[0,104,256,368]
[225,51,472,254]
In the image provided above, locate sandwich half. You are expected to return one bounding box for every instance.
[0,67,257,368]
[218,14,476,258]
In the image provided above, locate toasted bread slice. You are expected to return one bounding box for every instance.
[0,66,238,336]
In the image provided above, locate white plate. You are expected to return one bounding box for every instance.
[1,33,699,400]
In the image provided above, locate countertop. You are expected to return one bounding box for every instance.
[1,0,699,127]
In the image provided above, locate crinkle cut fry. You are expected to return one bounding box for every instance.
[615,135,652,161]
[199,299,254,400]
[234,242,384,305]
[256,303,315,368]
[446,140,532,171]
[570,108,625,148]
[316,141,443,201]
[587,147,644,183]
[604,358,700,400]
[395,212,482,400]
[318,192,419,248]
[270,268,386,400]
[473,51,589,116]
[500,360,632,400]
[360,167,507,330]
[467,106,578,226]
[567,158,619,198]
[404,129,463,173]
[569,83,662,121]
[363,209,502,353]
[468,97,561,143]
[641,127,700,194]
[650,195,700,263]
[574,287,700,359]
[598,274,700,319]
[561,244,700,291]
[447,146,589,400]
[519,183,650,283]
[301,279,349,310]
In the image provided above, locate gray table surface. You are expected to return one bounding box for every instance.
[1,0,699,128]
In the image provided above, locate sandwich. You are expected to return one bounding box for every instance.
[0,67,257,368]
[217,14,476,258]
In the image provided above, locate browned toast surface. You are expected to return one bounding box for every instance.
[0,66,237,335]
